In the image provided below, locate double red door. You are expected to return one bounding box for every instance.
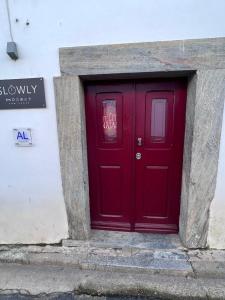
[85,79,187,233]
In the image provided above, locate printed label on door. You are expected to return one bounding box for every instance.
[102,99,117,142]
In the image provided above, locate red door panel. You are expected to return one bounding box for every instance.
[85,83,135,231]
[142,166,168,217]
[85,79,187,233]
[135,81,187,233]
[98,165,123,216]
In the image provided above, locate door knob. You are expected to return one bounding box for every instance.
[137,137,143,146]
[136,152,142,160]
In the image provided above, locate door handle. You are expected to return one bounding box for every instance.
[137,137,143,146]
[136,152,142,160]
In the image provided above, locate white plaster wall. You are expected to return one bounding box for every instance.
[208,106,225,249]
[0,0,225,245]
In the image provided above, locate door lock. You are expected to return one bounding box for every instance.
[136,152,142,160]
[137,137,143,146]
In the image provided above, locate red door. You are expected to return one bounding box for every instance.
[85,79,186,233]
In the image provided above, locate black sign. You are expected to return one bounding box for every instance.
[0,77,46,109]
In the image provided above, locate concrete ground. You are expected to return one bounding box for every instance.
[0,231,225,299]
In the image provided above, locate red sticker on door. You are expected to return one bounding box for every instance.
[102,99,117,142]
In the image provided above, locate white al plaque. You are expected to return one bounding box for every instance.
[13,128,32,146]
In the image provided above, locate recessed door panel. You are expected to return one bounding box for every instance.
[85,79,187,233]
[142,166,168,218]
[99,165,123,216]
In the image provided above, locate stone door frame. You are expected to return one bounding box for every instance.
[54,37,225,248]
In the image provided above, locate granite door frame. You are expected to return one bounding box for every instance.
[54,37,225,248]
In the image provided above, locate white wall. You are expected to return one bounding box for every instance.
[208,107,225,248]
[0,0,225,245]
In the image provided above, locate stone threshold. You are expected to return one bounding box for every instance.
[63,230,184,250]
[1,231,225,279]
[0,246,191,278]
[0,231,191,277]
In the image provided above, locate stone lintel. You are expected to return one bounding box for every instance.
[60,37,225,76]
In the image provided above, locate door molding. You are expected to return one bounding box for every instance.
[54,37,225,248]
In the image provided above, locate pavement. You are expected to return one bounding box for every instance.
[0,231,225,299]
